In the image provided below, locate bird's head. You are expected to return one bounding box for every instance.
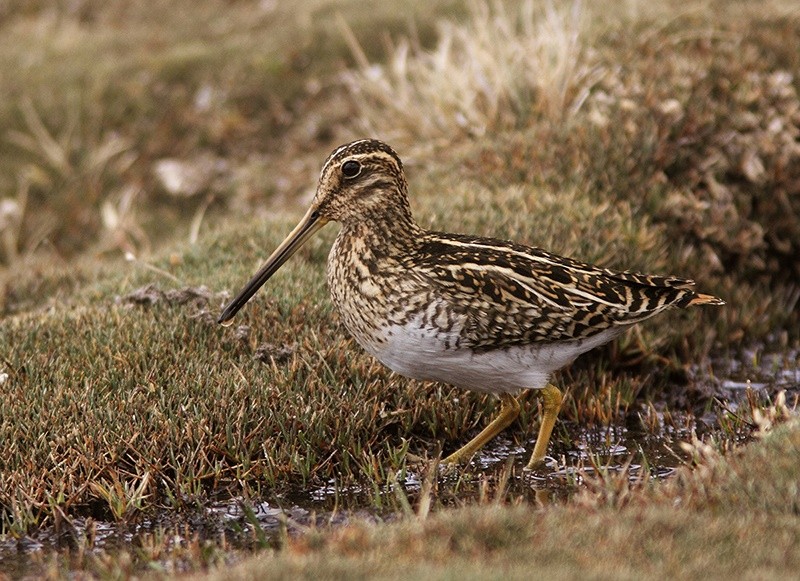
[310,139,409,224]
[218,139,410,324]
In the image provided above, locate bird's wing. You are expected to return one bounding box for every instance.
[411,232,701,349]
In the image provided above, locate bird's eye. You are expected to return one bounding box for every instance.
[341,160,361,178]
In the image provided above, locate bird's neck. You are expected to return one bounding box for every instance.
[340,198,423,252]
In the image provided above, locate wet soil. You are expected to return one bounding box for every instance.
[1,348,797,577]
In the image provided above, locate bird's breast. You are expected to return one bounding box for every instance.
[326,232,412,351]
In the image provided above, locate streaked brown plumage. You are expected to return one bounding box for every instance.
[219,139,724,469]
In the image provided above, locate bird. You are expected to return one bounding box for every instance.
[218,139,724,470]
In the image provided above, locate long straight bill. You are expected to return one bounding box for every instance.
[218,207,328,325]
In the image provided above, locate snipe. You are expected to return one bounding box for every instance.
[219,139,723,469]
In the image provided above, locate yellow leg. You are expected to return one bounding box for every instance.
[525,384,563,469]
[442,393,521,465]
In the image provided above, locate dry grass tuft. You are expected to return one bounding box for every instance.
[6,97,140,259]
[341,0,595,143]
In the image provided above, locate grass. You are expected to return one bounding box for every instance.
[1,0,799,577]
[340,0,589,140]
[1,173,743,531]
[25,419,796,579]
[193,421,800,580]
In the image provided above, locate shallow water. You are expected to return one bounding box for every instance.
[713,346,800,396]
[0,418,698,577]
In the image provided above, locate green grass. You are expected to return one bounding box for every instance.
[1,0,799,577]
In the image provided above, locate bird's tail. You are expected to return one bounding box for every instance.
[687,293,725,307]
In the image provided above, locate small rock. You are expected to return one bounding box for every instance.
[234,325,250,343]
[658,98,683,120]
[117,283,164,305]
[153,154,229,198]
[740,150,766,183]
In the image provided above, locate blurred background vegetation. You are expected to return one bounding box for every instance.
[1,0,798,320]
[0,0,456,268]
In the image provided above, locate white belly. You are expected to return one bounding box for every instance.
[360,314,622,395]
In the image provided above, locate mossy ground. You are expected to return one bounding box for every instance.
[1,0,798,578]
